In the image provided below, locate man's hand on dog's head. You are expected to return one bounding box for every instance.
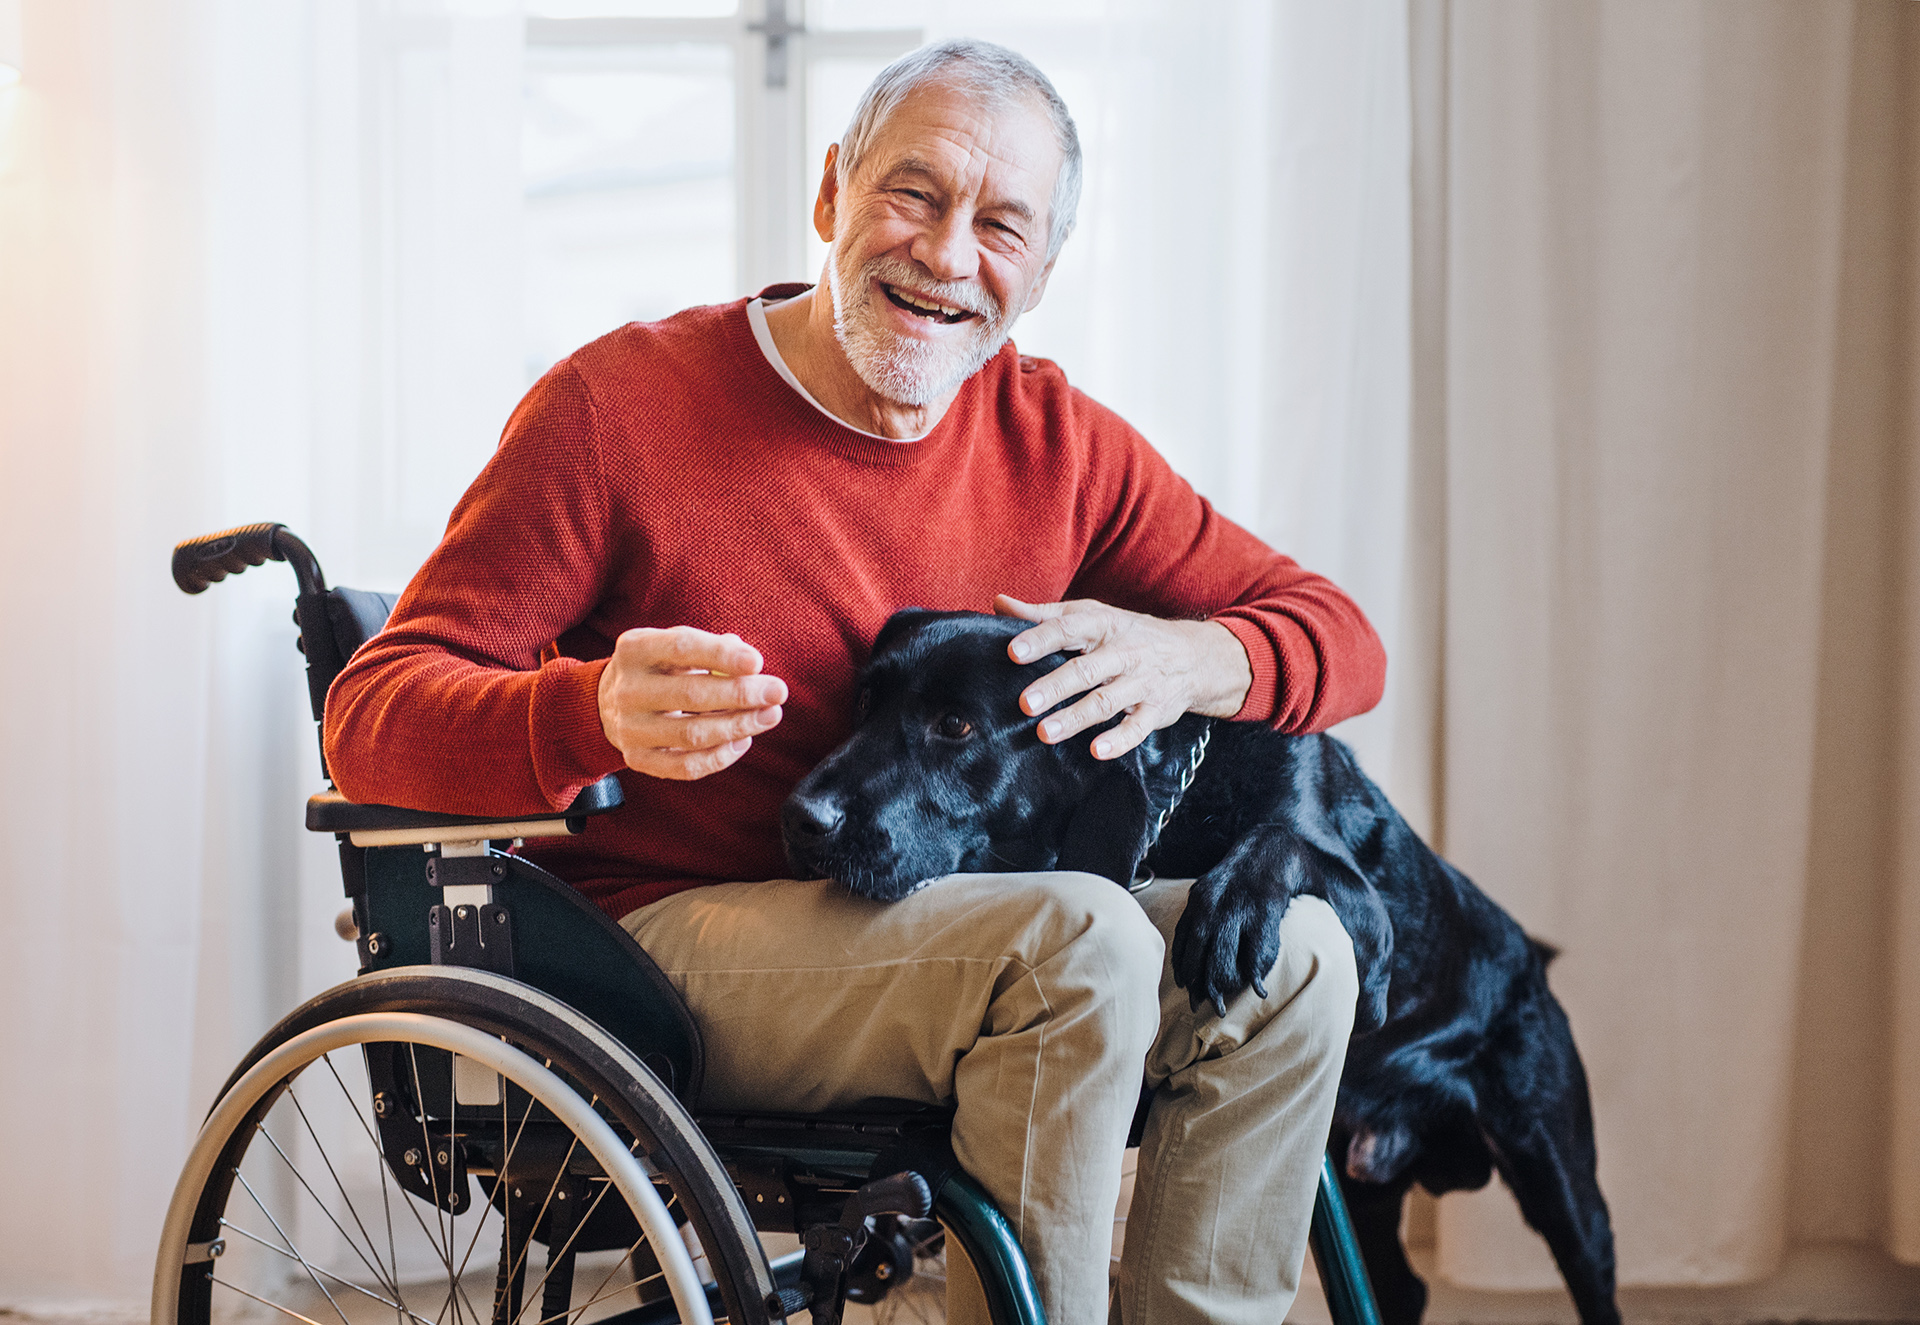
[598,626,788,781]
[994,595,1252,761]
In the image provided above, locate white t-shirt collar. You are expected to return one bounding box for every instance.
[745,295,932,444]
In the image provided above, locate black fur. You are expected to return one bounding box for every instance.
[781,610,1620,1325]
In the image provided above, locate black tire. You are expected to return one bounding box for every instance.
[154,967,776,1325]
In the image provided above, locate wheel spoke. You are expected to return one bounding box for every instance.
[231,1167,356,1325]
[323,1055,412,1325]
[284,1072,404,1298]
[208,1272,337,1325]
[258,1117,395,1297]
[324,1051,460,1318]
[502,1101,593,1323]
[218,1220,440,1325]
[515,1148,631,1317]
[452,1065,541,1287]
[403,1043,482,1325]
[562,1235,667,1325]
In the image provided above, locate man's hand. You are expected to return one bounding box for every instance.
[995,595,1252,761]
[598,627,788,781]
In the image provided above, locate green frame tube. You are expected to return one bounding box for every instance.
[935,1171,1048,1325]
[1309,1152,1384,1325]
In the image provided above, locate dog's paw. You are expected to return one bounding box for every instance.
[1170,871,1291,1015]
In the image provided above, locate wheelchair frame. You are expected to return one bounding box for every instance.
[156,522,1384,1325]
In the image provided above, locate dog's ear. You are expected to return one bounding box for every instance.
[1056,752,1155,887]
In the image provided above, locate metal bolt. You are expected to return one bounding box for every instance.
[456,906,471,920]
[367,935,382,955]
[403,1148,422,1167]
[491,863,504,878]
[556,1189,568,1201]
[513,1187,523,1199]
[372,1094,391,1117]
[436,1150,451,1166]
[494,911,506,925]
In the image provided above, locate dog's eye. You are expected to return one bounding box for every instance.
[855,687,872,720]
[935,714,974,740]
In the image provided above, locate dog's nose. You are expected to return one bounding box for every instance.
[783,793,845,842]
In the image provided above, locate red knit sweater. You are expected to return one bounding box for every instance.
[324,293,1387,919]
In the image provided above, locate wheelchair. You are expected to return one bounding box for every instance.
[153,523,1386,1325]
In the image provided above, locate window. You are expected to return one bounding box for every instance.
[521,0,921,382]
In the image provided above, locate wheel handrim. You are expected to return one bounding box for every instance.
[153,1012,714,1325]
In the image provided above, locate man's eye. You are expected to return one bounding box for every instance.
[936,714,974,740]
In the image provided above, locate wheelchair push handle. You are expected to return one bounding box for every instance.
[172,523,327,598]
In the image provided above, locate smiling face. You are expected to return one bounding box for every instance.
[818,80,1064,407]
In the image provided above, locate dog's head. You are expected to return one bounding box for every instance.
[781,609,1185,900]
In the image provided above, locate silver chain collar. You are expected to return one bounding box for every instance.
[1128,723,1212,893]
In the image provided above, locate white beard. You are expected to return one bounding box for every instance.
[828,252,1016,408]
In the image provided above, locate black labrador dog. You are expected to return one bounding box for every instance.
[781,610,1618,1325]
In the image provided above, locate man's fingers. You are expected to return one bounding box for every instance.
[628,705,782,753]
[616,624,766,678]
[1088,707,1159,760]
[1020,648,1126,717]
[646,670,788,713]
[628,736,754,782]
[1036,678,1143,745]
[996,595,1111,665]
[992,593,1054,623]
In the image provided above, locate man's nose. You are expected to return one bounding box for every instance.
[782,791,846,843]
[908,208,979,284]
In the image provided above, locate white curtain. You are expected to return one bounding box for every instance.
[5,0,1919,1317]
[1422,0,1920,1306]
[0,0,524,1309]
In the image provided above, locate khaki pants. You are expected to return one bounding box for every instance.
[622,873,1356,1325]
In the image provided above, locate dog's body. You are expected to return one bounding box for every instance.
[782,611,1618,1325]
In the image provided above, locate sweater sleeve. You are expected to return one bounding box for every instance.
[323,362,628,815]
[1063,400,1386,734]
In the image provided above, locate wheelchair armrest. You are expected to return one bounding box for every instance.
[307,774,624,847]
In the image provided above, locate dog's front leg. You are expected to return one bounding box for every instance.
[1171,824,1393,1024]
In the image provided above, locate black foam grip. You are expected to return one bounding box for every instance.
[848,1171,933,1223]
[172,522,287,594]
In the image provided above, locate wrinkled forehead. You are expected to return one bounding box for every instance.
[854,79,1061,208]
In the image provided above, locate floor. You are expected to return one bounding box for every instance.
[13,1235,1919,1324]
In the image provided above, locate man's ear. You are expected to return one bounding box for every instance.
[1021,244,1064,314]
[1055,751,1154,887]
[814,144,841,243]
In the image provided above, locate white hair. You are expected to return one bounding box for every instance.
[835,38,1083,260]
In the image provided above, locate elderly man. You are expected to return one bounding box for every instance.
[327,38,1382,1325]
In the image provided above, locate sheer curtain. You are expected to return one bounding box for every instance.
[1420,0,1920,1311]
[0,0,525,1308]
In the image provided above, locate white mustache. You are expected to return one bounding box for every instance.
[862,257,1002,322]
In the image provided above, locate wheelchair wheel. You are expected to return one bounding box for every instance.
[154,967,777,1325]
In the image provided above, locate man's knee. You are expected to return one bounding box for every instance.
[1272,894,1360,1057]
[978,870,1164,1045]
[1020,870,1165,976]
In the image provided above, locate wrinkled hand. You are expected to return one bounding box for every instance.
[995,595,1252,760]
[597,627,787,781]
